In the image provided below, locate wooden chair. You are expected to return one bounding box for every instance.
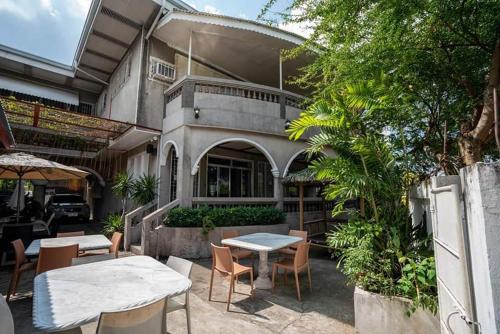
[278,230,308,258]
[36,244,79,275]
[56,231,85,238]
[209,243,254,311]
[221,230,254,267]
[0,224,33,265]
[166,256,193,334]
[7,239,36,302]
[272,241,312,301]
[81,232,122,258]
[109,232,122,258]
[96,298,167,334]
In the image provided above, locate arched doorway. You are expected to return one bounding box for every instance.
[191,139,279,203]
[159,140,179,206]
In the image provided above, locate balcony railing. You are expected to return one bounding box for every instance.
[164,75,304,117]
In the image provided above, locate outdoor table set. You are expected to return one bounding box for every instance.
[33,255,192,332]
[222,232,303,289]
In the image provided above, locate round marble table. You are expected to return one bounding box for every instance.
[222,232,302,289]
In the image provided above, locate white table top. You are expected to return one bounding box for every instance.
[33,256,192,332]
[222,232,303,252]
[25,235,112,256]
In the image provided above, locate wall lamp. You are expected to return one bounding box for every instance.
[284,119,291,130]
[194,106,200,119]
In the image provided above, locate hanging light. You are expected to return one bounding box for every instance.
[284,119,291,130]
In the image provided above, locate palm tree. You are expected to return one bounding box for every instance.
[131,174,158,206]
[112,172,134,220]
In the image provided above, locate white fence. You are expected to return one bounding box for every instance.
[410,162,500,334]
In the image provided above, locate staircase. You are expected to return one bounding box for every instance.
[124,199,180,256]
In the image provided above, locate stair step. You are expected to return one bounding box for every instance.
[130,244,142,255]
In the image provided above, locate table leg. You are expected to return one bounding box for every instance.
[254,251,272,289]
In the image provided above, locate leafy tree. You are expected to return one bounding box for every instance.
[260,0,500,172]
[288,78,437,313]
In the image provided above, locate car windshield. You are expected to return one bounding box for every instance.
[52,195,85,204]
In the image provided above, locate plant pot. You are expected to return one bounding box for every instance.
[354,287,439,334]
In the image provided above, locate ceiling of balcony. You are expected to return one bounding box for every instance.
[154,10,314,95]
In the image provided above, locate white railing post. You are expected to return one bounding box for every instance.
[140,199,180,256]
[124,201,156,251]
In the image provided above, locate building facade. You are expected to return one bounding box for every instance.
[0,0,330,229]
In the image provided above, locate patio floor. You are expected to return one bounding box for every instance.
[1,249,355,333]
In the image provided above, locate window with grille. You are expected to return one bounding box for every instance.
[150,57,176,82]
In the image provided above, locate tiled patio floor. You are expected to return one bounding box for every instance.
[1,248,355,333]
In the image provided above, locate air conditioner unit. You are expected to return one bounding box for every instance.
[151,61,175,82]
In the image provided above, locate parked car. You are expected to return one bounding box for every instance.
[45,194,90,222]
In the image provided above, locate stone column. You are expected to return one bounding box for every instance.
[178,129,193,208]
[273,169,283,210]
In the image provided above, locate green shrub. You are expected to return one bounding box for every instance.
[164,206,285,230]
[102,214,124,237]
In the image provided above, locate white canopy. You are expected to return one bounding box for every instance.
[0,76,79,105]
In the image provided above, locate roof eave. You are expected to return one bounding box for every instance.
[156,9,307,46]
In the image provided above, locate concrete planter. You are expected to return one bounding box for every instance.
[354,287,439,334]
[150,223,289,259]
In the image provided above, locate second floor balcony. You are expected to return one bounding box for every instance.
[163,75,305,135]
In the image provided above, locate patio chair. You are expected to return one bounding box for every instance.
[166,256,193,334]
[209,243,254,311]
[0,295,14,334]
[80,232,122,258]
[277,230,308,258]
[56,231,85,238]
[96,297,167,334]
[6,239,36,302]
[32,213,55,237]
[221,230,254,268]
[272,241,312,301]
[0,224,33,265]
[36,244,79,275]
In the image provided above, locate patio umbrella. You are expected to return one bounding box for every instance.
[0,152,88,222]
[8,180,25,211]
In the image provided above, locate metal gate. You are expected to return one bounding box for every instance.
[430,176,477,334]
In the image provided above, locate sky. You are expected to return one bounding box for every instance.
[0,0,305,66]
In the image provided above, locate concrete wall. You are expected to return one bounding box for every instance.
[462,162,500,333]
[149,223,290,258]
[96,33,143,123]
[175,54,232,80]
[354,287,439,334]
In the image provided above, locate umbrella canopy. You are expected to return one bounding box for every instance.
[0,153,88,180]
[8,180,24,210]
[0,152,88,222]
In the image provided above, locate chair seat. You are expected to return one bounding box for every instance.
[19,261,36,272]
[166,297,185,313]
[233,262,252,275]
[274,259,295,270]
[231,249,252,260]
